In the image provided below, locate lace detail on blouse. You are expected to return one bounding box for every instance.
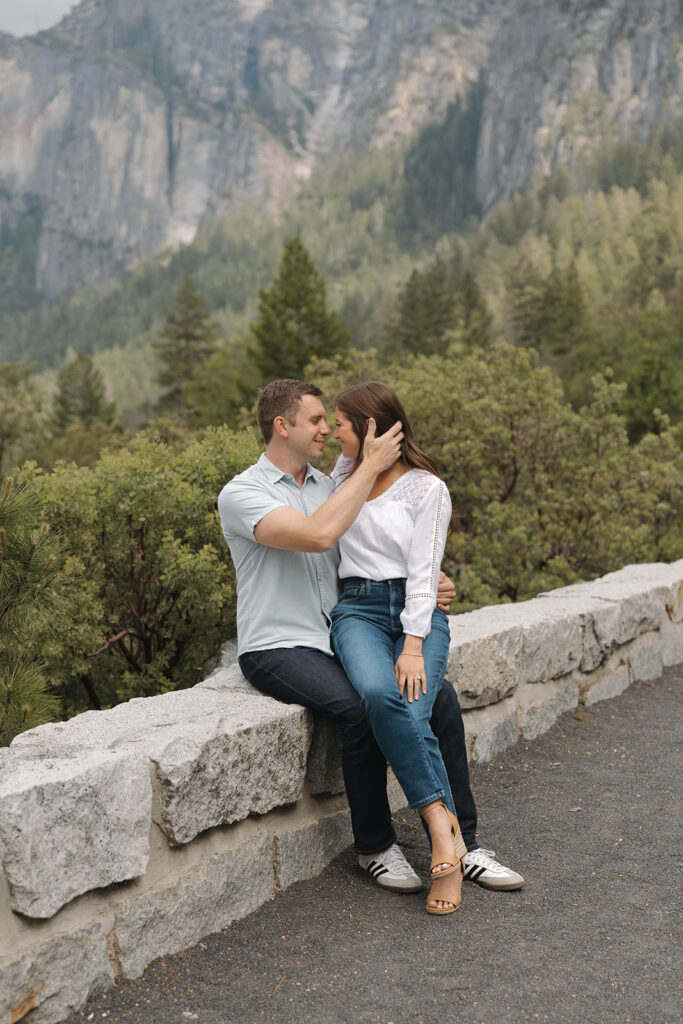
[387,471,440,510]
[331,460,451,639]
[403,477,445,603]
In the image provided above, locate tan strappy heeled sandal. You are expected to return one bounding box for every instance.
[419,800,467,915]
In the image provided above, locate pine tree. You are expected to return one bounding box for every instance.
[392,257,459,355]
[460,270,493,349]
[508,261,546,349]
[249,238,350,382]
[0,477,60,745]
[154,274,219,420]
[509,261,588,357]
[541,262,588,355]
[52,353,116,432]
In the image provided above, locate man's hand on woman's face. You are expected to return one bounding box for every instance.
[362,417,404,473]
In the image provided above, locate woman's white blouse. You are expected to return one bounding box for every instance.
[331,456,451,639]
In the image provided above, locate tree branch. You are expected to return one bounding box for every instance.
[87,628,132,658]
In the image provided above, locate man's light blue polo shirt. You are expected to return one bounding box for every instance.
[217,453,341,656]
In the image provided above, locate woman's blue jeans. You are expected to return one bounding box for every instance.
[331,577,455,814]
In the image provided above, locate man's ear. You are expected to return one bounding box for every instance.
[273,416,288,438]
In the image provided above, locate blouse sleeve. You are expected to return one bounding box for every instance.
[400,478,451,638]
[330,454,355,488]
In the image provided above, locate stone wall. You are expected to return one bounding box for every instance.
[2,561,682,1024]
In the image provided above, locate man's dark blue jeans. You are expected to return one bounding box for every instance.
[239,646,478,855]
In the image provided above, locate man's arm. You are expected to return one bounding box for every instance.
[254,418,403,552]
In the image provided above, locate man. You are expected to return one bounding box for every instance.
[218,379,523,893]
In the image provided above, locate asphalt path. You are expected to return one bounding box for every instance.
[66,668,682,1024]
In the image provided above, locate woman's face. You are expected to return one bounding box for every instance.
[333,406,361,458]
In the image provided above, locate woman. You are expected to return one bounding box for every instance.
[330,381,466,915]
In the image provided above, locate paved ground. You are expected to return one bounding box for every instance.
[66,668,682,1024]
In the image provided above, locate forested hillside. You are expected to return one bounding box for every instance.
[2,118,680,441]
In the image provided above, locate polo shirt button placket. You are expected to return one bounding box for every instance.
[302,478,325,601]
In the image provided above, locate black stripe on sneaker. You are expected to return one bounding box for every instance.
[370,864,389,878]
[469,866,487,881]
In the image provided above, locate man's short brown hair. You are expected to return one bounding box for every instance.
[256,379,323,442]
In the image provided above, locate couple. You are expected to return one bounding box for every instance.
[218,378,523,914]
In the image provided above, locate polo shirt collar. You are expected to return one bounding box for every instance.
[258,453,321,485]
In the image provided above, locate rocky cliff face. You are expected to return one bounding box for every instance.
[0,0,680,296]
[476,0,683,209]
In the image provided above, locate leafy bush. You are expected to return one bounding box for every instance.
[0,477,61,744]
[17,427,260,716]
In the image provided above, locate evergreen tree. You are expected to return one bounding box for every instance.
[0,477,60,744]
[248,238,349,382]
[508,261,547,349]
[460,270,493,349]
[37,353,126,469]
[542,262,588,356]
[154,274,219,420]
[391,257,459,355]
[620,310,683,441]
[186,335,259,430]
[52,353,116,432]
[509,261,588,356]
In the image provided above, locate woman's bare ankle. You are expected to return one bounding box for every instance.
[422,802,449,838]
[420,804,455,874]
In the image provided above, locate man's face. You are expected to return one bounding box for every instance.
[284,394,331,462]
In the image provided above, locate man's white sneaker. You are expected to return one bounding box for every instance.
[358,843,423,893]
[463,848,524,891]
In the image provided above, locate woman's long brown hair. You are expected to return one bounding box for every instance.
[335,381,441,478]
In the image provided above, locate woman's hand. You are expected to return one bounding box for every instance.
[394,652,427,703]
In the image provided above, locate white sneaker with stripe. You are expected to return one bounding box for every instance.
[463,848,524,890]
[358,843,423,892]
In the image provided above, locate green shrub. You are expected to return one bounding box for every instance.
[17,426,260,716]
[0,477,61,744]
